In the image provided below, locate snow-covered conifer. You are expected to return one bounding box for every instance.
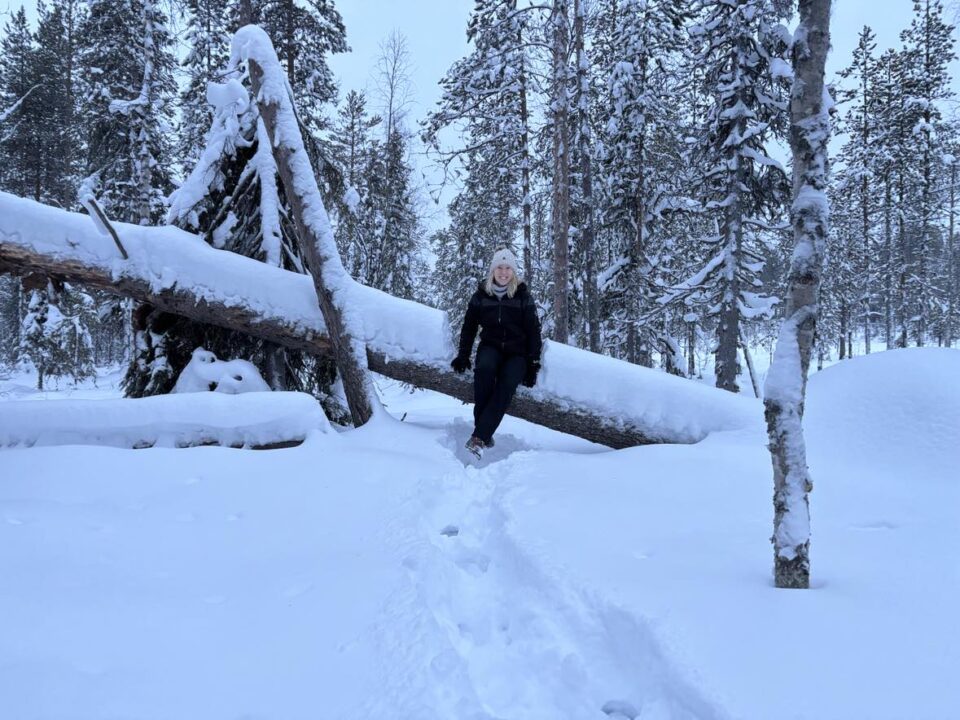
[687,0,790,391]
[78,0,177,224]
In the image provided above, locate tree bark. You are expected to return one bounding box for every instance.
[763,0,832,590]
[246,56,375,426]
[518,25,534,289]
[574,0,599,353]
[550,0,570,344]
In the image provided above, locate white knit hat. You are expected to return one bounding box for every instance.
[490,247,519,276]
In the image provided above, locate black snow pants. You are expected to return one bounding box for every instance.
[473,344,526,444]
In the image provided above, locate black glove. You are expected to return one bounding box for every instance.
[522,361,540,388]
[451,355,471,374]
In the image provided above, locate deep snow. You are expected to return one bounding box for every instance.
[0,348,957,719]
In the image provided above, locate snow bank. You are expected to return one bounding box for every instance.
[0,190,756,442]
[805,347,960,479]
[498,347,960,720]
[0,391,329,449]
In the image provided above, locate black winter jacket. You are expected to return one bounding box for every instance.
[457,281,543,361]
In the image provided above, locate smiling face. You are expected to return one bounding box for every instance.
[493,264,515,286]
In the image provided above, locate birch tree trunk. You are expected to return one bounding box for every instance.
[240,29,376,426]
[763,0,832,590]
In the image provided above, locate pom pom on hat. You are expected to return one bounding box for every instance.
[490,247,519,275]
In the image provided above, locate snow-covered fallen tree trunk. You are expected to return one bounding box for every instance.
[0,392,329,450]
[0,191,759,448]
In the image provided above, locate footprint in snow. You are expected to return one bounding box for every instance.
[453,547,490,576]
[601,700,639,720]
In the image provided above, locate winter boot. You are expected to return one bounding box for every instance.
[465,435,484,460]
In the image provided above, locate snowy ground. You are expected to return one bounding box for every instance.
[1,348,957,720]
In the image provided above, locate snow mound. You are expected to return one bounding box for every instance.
[806,347,960,479]
[172,348,271,394]
[0,392,330,449]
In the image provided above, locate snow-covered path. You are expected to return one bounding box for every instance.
[369,439,729,720]
[1,348,958,719]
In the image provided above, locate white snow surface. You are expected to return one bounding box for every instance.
[172,347,271,394]
[1,347,957,719]
[0,190,756,442]
[0,391,328,449]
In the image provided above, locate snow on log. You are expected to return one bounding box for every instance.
[0,191,760,448]
[0,392,330,450]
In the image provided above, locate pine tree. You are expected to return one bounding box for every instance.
[0,6,40,199]
[823,26,881,360]
[179,0,231,170]
[423,0,537,285]
[688,0,790,392]
[255,0,348,135]
[32,0,81,205]
[19,284,94,389]
[594,0,690,365]
[78,0,177,224]
[331,89,381,274]
[352,127,421,299]
[899,0,955,345]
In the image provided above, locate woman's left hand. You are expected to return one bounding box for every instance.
[522,361,540,388]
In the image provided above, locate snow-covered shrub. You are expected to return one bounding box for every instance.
[172,348,270,394]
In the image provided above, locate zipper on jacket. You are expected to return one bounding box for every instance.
[498,298,504,349]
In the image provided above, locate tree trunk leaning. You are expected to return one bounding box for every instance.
[245,52,375,426]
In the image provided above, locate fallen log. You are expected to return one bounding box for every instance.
[0,191,760,448]
[0,391,329,450]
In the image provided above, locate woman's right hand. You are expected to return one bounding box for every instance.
[451,355,471,374]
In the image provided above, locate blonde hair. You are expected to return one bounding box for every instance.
[485,269,520,298]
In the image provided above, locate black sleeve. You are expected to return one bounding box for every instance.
[457,293,481,359]
[524,295,543,362]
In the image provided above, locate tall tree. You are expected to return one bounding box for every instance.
[764,0,832,590]
[832,26,879,357]
[423,0,537,284]
[78,0,177,224]
[595,0,690,365]
[549,0,571,343]
[179,0,232,170]
[253,0,348,135]
[690,0,790,391]
[899,0,955,346]
[0,7,40,199]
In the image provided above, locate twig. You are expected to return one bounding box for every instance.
[81,197,129,260]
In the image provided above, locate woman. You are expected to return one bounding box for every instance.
[450,247,542,459]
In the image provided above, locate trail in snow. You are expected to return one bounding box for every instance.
[361,424,731,720]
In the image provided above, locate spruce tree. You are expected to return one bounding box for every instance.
[0,6,40,199]
[78,0,177,224]
[593,0,690,365]
[423,0,536,285]
[179,0,232,171]
[688,0,790,392]
[899,0,955,345]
